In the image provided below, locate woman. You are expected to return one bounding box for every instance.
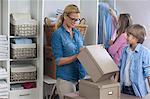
[51,4,86,99]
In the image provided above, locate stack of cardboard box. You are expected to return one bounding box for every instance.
[77,45,120,99]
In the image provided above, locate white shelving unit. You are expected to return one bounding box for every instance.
[1,0,43,99]
[0,0,1,33]
[0,1,9,99]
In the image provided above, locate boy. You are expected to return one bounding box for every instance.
[119,24,150,98]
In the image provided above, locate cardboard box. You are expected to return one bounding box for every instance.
[64,92,86,99]
[79,79,120,99]
[77,45,119,82]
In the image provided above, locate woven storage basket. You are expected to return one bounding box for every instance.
[10,23,37,36]
[10,65,36,82]
[75,18,88,38]
[44,17,88,45]
[11,43,36,59]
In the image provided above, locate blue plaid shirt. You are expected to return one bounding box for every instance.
[51,25,86,82]
[119,44,150,97]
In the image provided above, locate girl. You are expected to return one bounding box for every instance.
[108,13,132,82]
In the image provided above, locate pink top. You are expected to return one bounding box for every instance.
[108,33,127,65]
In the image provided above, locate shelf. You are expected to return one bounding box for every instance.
[10,80,37,84]
[10,58,37,61]
[10,36,37,38]
[0,76,8,80]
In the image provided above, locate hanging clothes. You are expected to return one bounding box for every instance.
[98,2,114,48]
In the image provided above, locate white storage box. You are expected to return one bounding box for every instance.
[11,43,36,59]
[77,45,119,82]
[79,79,120,99]
[10,65,36,82]
[10,88,37,99]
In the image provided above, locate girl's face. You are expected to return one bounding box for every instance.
[65,13,80,28]
[126,33,138,45]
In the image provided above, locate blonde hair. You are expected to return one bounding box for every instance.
[56,4,80,29]
[126,24,146,44]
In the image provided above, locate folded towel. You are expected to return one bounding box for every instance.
[11,65,36,72]
[0,35,7,41]
[0,95,8,99]
[0,41,8,45]
[14,38,32,44]
[0,52,8,57]
[10,13,31,20]
[11,43,36,49]
[0,45,8,47]
[0,49,8,53]
[0,88,8,93]
[0,47,8,50]
[0,81,8,89]
[0,74,8,79]
[0,92,9,96]
[10,19,37,25]
[10,84,24,90]
[0,71,7,75]
[0,67,6,72]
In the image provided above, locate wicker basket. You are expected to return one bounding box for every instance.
[11,43,36,59]
[10,23,37,36]
[44,17,88,46]
[10,65,36,82]
[11,71,36,82]
[75,24,88,38]
[75,18,88,38]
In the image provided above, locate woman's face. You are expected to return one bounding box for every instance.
[65,13,80,28]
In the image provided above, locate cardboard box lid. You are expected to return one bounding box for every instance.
[77,45,119,82]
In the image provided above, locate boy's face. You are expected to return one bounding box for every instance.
[126,33,138,45]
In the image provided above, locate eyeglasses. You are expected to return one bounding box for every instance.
[67,15,80,22]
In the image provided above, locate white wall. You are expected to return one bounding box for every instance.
[44,0,80,17]
[116,0,150,49]
[10,0,30,13]
[80,0,98,45]
[0,0,1,34]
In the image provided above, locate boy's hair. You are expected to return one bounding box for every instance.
[126,24,146,44]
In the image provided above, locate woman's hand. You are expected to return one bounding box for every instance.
[80,46,85,52]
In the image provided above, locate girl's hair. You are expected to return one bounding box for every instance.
[56,4,80,29]
[126,24,146,44]
[117,13,132,36]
